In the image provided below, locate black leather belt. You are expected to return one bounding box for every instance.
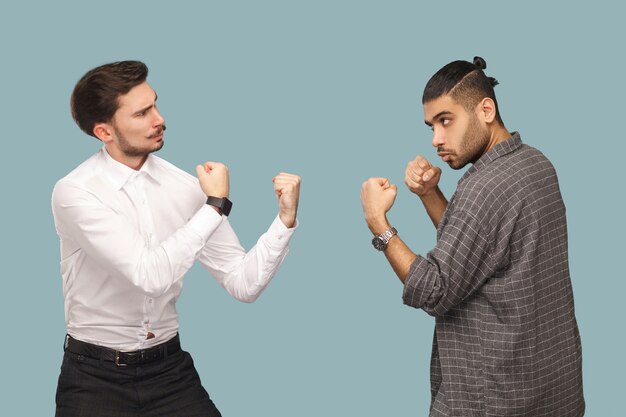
[64,334,181,366]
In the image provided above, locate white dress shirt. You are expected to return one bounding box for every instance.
[52,148,296,351]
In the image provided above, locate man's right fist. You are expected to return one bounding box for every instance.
[404,156,441,197]
[196,162,229,198]
[361,177,397,234]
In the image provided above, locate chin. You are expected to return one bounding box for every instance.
[152,140,165,153]
[449,160,469,170]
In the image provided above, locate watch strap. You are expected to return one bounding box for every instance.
[372,227,398,251]
[206,196,232,216]
[378,227,397,244]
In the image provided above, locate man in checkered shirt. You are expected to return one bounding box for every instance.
[361,57,584,416]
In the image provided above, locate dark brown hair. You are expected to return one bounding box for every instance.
[422,56,503,125]
[70,61,148,137]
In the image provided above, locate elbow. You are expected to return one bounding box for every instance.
[403,276,450,316]
[407,299,451,318]
[233,288,263,303]
[220,260,277,303]
[422,304,449,318]
[421,290,456,317]
[403,256,453,316]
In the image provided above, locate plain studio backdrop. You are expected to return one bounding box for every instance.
[1,1,623,415]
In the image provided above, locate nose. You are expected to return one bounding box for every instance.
[152,107,165,127]
[431,127,444,148]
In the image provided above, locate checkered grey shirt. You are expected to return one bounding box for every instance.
[403,133,584,416]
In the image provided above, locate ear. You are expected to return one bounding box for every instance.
[93,122,114,143]
[476,97,497,124]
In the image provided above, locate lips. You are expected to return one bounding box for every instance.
[148,129,164,140]
[437,152,452,162]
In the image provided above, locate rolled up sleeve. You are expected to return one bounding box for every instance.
[403,211,498,316]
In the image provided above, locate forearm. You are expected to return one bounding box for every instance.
[366,215,417,284]
[199,215,296,302]
[383,235,418,284]
[419,186,448,228]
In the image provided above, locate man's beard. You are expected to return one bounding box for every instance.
[113,125,166,158]
[443,115,489,170]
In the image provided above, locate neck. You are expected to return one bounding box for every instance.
[483,123,511,156]
[104,146,148,171]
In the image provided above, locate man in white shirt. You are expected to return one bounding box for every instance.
[52,60,301,417]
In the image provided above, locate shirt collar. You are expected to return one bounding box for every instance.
[459,131,523,184]
[100,147,160,190]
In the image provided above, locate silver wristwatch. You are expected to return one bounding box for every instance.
[372,227,397,251]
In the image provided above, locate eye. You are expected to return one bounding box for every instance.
[442,118,451,126]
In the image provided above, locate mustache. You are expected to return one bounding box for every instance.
[148,125,167,138]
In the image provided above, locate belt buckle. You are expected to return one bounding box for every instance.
[115,351,127,367]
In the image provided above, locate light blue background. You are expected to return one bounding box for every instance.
[1,1,624,415]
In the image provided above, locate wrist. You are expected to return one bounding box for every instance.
[418,188,436,199]
[206,196,232,216]
[419,186,443,202]
[279,211,296,228]
[204,192,228,199]
[371,226,398,251]
[366,215,390,235]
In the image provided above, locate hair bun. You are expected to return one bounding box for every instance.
[473,56,487,70]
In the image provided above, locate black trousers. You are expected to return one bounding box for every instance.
[55,343,222,417]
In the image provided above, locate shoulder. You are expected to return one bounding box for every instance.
[453,144,558,220]
[464,144,555,192]
[55,150,102,184]
[51,152,119,225]
[480,144,558,198]
[52,150,104,200]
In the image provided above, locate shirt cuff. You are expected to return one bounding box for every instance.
[402,255,438,310]
[186,204,224,242]
[264,214,298,250]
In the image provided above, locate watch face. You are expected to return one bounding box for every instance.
[372,236,386,251]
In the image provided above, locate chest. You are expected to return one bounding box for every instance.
[111,177,204,244]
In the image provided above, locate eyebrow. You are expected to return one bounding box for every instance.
[132,92,158,116]
[424,110,453,127]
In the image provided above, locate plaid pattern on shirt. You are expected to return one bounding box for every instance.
[403,133,584,416]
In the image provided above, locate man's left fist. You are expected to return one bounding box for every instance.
[273,172,301,228]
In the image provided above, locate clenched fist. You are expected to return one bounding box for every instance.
[273,172,301,228]
[361,177,397,234]
[196,162,229,198]
[404,156,441,197]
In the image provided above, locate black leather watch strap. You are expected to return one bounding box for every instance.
[206,196,232,216]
